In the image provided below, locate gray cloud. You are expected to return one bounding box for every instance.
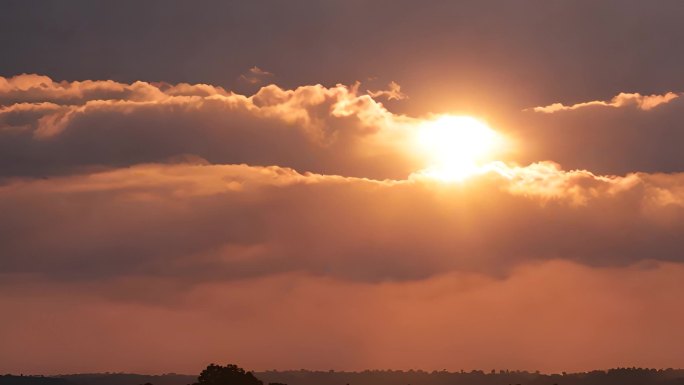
[1,162,684,288]
[0,75,418,179]
[508,92,684,175]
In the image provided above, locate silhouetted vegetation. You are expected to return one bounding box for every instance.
[0,375,70,385]
[257,368,684,385]
[53,373,193,385]
[4,366,684,385]
[191,364,263,385]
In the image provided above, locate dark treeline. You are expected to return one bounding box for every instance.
[59,374,194,385]
[0,375,193,385]
[3,367,684,385]
[0,376,70,385]
[257,368,684,385]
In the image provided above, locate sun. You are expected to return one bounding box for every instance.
[414,115,503,181]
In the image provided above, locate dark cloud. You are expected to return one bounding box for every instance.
[1,162,683,287]
[510,92,684,175]
[0,75,418,179]
[4,74,684,182]
[2,74,684,288]
[238,66,275,86]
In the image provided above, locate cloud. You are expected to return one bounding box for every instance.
[3,260,684,374]
[238,66,275,85]
[0,101,63,133]
[2,75,684,285]
[529,92,680,113]
[1,161,684,287]
[5,74,684,181]
[0,73,173,105]
[2,74,684,373]
[367,81,408,101]
[0,74,417,179]
[3,1,684,373]
[507,89,684,176]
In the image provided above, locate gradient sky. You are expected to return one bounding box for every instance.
[2,0,684,375]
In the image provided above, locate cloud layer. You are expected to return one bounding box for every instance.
[3,261,684,374]
[0,74,421,179]
[2,74,684,373]
[4,74,684,180]
[2,160,684,284]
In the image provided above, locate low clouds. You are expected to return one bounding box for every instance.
[529,91,680,113]
[2,74,684,373]
[238,66,275,85]
[2,75,684,284]
[0,73,198,105]
[367,81,408,101]
[4,74,683,181]
[0,74,417,179]
[2,161,684,286]
[3,260,684,374]
[510,90,684,176]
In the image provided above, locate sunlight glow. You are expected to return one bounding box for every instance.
[414,115,503,181]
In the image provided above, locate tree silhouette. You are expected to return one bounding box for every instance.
[192,364,263,385]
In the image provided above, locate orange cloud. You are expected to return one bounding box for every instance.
[238,66,275,85]
[367,81,408,101]
[529,91,679,113]
[2,161,684,285]
[2,75,684,374]
[0,75,418,179]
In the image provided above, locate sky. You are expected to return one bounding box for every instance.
[2,0,684,375]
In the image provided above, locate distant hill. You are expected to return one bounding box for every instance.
[3,368,684,385]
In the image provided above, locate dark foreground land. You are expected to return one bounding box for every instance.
[3,368,684,385]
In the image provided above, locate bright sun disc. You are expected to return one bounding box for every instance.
[415,115,501,181]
